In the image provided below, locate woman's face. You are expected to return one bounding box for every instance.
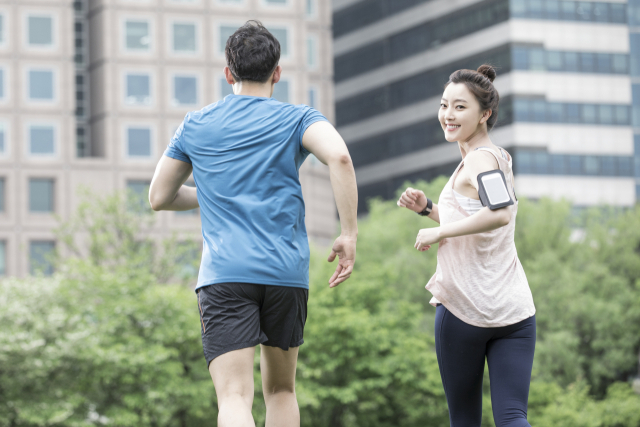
[438,83,489,143]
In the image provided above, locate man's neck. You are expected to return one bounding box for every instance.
[232,80,274,98]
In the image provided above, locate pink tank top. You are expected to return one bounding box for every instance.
[426,147,536,327]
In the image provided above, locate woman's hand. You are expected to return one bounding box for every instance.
[397,187,428,213]
[415,227,442,251]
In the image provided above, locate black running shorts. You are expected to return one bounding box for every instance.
[197,282,309,366]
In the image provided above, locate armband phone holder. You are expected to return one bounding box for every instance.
[477,169,514,210]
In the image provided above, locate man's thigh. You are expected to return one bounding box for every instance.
[198,283,268,367]
[260,286,308,351]
[260,345,299,394]
[210,347,256,404]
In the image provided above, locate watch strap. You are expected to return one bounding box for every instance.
[417,198,433,216]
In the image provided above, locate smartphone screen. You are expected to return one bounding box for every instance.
[481,173,510,205]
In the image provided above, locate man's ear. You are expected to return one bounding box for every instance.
[479,109,492,125]
[271,65,282,84]
[223,67,236,85]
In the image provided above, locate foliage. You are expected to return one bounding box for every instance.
[1,183,639,426]
[0,263,216,427]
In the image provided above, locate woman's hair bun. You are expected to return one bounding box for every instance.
[476,64,496,82]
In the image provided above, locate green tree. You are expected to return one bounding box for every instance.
[1,184,640,426]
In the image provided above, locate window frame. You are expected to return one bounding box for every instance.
[308,85,319,110]
[305,0,317,18]
[170,19,200,55]
[28,178,55,214]
[123,124,155,160]
[0,65,8,104]
[0,11,7,49]
[25,67,57,103]
[0,120,9,158]
[219,75,233,99]
[26,122,58,158]
[265,24,292,60]
[261,0,290,8]
[306,34,318,70]
[122,17,153,54]
[123,70,153,107]
[0,239,6,276]
[28,240,56,276]
[217,21,244,57]
[24,12,56,50]
[171,73,199,107]
[272,78,291,103]
[214,0,247,7]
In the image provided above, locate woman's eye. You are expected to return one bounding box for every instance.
[456,106,465,110]
[440,104,446,108]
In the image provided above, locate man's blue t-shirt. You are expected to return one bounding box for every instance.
[164,95,328,290]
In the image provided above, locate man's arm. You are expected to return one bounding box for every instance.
[302,121,358,288]
[149,155,199,211]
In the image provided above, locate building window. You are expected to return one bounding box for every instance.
[514,149,635,177]
[28,69,54,100]
[308,87,317,109]
[220,77,233,98]
[306,0,316,16]
[173,76,198,105]
[0,15,4,44]
[0,177,4,212]
[630,0,640,25]
[29,125,55,155]
[512,47,630,74]
[0,68,4,99]
[307,36,317,69]
[272,80,289,103]
[127,180,151,212]
[265,0,287,4]
[269,28,288,56]
[125,73,151,105]
[173,23,196,52]
[0,123,5,155]
[127,127,152,157]
[28,15,53,46]
[631,34,640,77]
[29,178,55,213]
[29,241,55,276]
[125,20,150,51]
[0,240,5,276]
[512,98,631,125]
[509,0,627,23]
[219,25,237,53]
[632,85,640,128]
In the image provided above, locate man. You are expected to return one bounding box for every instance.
[148,21,358,427]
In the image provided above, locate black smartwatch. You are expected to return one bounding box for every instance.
[417,198,433,216]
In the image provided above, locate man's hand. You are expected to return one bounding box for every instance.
[397,187,428,213]
[415,228,441,251]
[327,235,356,288]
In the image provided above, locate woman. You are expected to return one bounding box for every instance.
[397,65,536,427]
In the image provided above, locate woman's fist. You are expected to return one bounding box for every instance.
[397,187,427,213]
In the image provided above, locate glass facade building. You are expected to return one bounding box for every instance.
[333,0,638,212]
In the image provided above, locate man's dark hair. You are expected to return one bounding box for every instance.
[225,21,281,83]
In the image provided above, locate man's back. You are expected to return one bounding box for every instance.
[164,94,327,290]
[149,21,357,427]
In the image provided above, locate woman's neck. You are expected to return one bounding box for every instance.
[457,128,493,159]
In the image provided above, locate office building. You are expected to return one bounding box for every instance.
[332,0,640,213]
[0,0,336,276]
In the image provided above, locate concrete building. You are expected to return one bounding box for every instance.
[0,0,336,277]
[332,0,640,213]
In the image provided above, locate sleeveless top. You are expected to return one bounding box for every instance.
[425,147,536,327]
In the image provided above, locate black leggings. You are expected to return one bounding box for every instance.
[435,304,536,427]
